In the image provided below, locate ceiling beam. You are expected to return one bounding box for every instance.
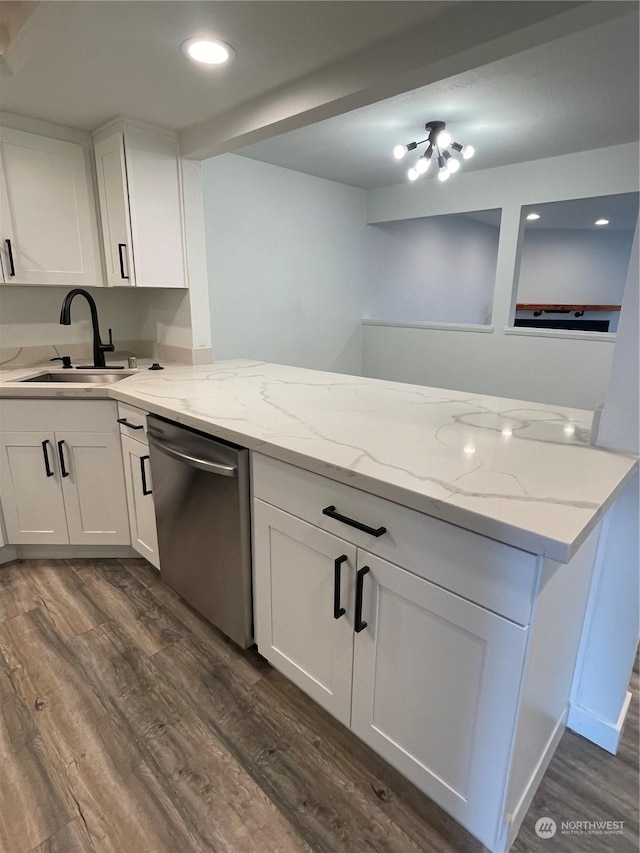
[180,1,634,160]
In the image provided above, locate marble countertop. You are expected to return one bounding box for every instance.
[1,359,637,562]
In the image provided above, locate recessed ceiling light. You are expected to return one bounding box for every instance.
[594,218,610,226]
[181,37,235,66]
[526,213,540,221]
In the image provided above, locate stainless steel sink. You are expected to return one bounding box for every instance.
[18,371,132,384]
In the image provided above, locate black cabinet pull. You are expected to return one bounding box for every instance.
[117,243,129,279]
[57,440,69,478]
[334,555,347,620]
[41,440,54,477]
[140,455,152,495]
[355,566,370,633]
[322,505,387,538]
[5,239,15,276]
[117,417,143,430]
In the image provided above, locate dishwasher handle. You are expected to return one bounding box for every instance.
[148,435,238,477]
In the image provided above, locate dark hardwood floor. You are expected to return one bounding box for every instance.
[0,558,637,853]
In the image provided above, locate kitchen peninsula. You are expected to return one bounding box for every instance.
[1,359,635,560]
[0,359,637,852]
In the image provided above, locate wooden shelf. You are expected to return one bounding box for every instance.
[516,303,621,313]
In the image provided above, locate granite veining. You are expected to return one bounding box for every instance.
[1,359,636,562]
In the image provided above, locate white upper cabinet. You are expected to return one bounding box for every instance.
[92,131,134,286]
[93,119,187,288]
[0,125,102,286]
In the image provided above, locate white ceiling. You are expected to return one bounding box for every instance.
[522,193,639,231]
[236,12,640,188]
[0,1,637,190]
[0,0,455,131]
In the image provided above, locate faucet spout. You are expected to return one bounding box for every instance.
[59,289,115,368]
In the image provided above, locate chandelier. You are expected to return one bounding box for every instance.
[393,121,475,183]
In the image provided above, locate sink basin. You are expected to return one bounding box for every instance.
[18,371,131,384]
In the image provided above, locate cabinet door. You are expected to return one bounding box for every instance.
[253,500,356,726]
[351,551,528,850]
[124,127,186,288]
[58,432,130,545]
[0,432,69,544]
[0,128,101,286]
[121,434,159,568]
[93,131,135,287]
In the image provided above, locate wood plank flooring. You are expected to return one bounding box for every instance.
[0,558,637,853]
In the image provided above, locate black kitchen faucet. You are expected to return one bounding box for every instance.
[59,288,115,368]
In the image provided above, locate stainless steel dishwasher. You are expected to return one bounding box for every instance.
[147,415,253,648]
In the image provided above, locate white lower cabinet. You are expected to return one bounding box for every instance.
[253,503,356,725]
[253,498,528,848]
[350,551,527,847]
[252,453,598,853]
[0,401,130,546]
[60,432,130,545]
[120,433,159,569]
[0,431,69,544]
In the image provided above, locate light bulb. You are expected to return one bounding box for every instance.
[393,144,407,160]
[462,145,475,160]
[408,167,419,181]
[182,37,235,65]
[446,157,460,174]
[416,156,430,174]
[437,130,452,149]
[595,218,610,226]
[438,168,450,182]
[526,213,540,221]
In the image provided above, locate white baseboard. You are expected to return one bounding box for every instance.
[503,710,567,852]
[1,544,138,562]
[567,691,632,754]
[0,545,20,565]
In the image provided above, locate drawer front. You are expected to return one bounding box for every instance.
[0,399,118,433]
[252,453,538,625]
[116,402,149,444]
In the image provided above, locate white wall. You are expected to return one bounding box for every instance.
[367,215,500,324]
[0,285,196,364]
[362,143,639,409]
[361,323,615,409]
[597,220,640,455]
[0,285,141,359]
[202,154,368,374]
[517,228,634,305]
[135,289,193,350]
[567,222,640,752]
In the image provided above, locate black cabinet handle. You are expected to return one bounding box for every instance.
[5,239,15,276]
[334,555,347,620]
[322,505,387,538]
[117,243,129,279]
[41,440,54,477]
[57,440,69,478]
[355,566,370,633]
[140,455,152,495]
[117,417,143,430]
